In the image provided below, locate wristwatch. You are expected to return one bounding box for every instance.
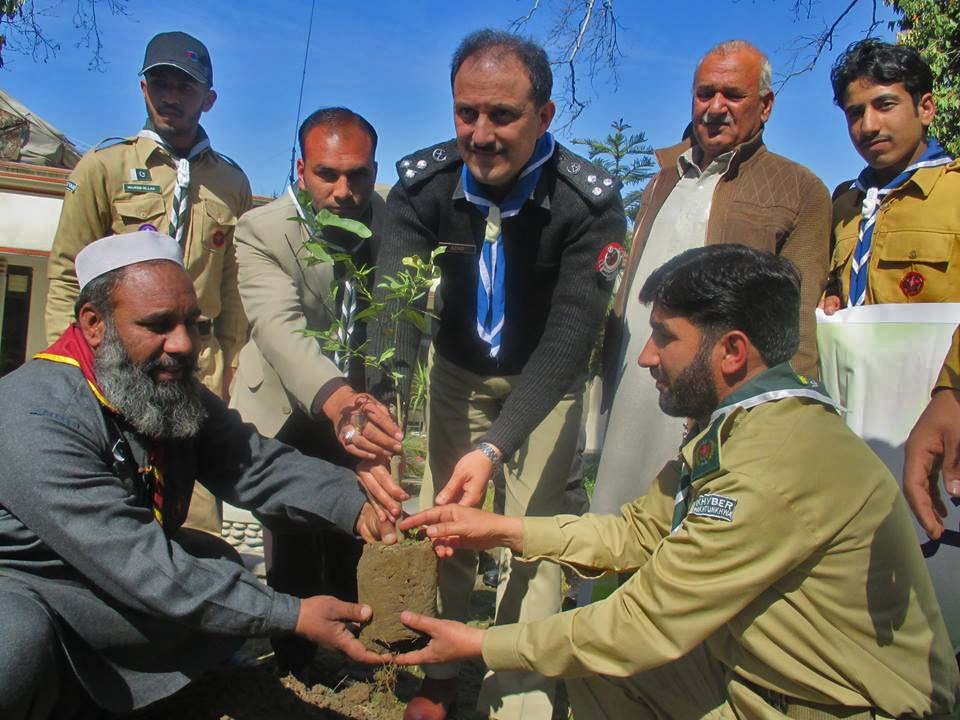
[475,441,504,475]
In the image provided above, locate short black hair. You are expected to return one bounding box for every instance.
[638,244,801,367]
[297,107,378,159]
[830,38,933,107]
[74,266,127,320]
[450,29,553,107]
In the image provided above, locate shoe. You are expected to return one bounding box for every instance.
[403,677,458,720]
[482,567,500,588]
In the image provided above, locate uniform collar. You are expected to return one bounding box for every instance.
[452,143,556,212]
[136,122,212,166]
[709,362,838,425]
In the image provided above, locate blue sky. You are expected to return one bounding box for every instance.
[1,0,897,197]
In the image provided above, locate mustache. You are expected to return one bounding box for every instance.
[700,110,732,126]
[861,134,893,147]
[142,354,196,375]
[157,104,183,117]
[468,142,503,155]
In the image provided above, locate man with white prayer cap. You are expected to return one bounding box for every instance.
[0,231,394,719]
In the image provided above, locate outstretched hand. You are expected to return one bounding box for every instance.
[904,388,960,539]
[399,505,523,558]
[295,596,391,665]
[392,611,484,666]
[435,448,496,507]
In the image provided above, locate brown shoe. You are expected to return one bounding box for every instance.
[403,677,458,720]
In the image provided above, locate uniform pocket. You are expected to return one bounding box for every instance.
[199,198,237,254]
[113,195,166,233]
[873,230,958,302]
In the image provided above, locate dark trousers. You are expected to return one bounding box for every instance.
[268,409,364,673]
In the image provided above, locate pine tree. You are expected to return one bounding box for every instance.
[572,119,656,220]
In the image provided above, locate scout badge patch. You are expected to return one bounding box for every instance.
[595,242,625,280]
[900,271,924,297]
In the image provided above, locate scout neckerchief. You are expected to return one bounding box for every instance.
[137,123,211,248]
[34,325,188,534]
[462,132,555,357]
[848,138,953,306]
[670,363,839,533]
[288,185,362,373]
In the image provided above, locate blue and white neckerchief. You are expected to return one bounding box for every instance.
[848,139,953,306]
[462,132,555,357]
[137,126,211,248]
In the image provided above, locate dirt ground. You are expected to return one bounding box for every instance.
[121,579,498,720]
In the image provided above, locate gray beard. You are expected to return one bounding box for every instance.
[95,321,208,439]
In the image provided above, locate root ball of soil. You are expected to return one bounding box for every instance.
[358,539,437,652]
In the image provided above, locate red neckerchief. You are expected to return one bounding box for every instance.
[35,325,188,533]
[35,324,116,411]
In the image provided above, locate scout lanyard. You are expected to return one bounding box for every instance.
[848,139,953,306]
[288,185,358,373]
[462,132,555,358]
[671,364,840,533]
[137,126,211,247]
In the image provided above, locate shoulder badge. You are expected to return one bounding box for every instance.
[595,242,625,280]
[92,136,133,152]
[690,418,723,482]
[555,144,620,206]
[396,140,459,189]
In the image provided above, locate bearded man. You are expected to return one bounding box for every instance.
[0,232,392,720]
[394,245,959,720]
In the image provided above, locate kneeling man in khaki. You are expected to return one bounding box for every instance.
[394,244,959,719]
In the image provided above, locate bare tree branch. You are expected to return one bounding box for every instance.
[775,0,883,91]
[511,0,622,125]
[0,0,127,70]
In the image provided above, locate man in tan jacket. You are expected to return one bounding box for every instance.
[591,39,831,524]
[394,244,959,720]
[44,31,251,535]
[230,107,402,675]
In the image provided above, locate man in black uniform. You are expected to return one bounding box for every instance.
[370,29,626,720]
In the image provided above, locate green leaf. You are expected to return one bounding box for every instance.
[314,208,373,238]
[304,242,334,264]
[378,347,396,363]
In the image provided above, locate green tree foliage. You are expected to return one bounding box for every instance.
[889,0,959,155]
[572,118,656,220]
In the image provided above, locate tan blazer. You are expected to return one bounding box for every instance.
[230,190,384,437]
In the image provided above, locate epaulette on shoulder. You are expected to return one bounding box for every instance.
[92,136,134,152]
[395,140,460,189]
[215,151,244,172]
[555,144,621,207]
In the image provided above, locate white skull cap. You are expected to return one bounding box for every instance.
[75,231,184,290]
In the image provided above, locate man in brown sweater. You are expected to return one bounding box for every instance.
[590,39,832,523]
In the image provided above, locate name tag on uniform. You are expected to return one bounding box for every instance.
[439,241,475,255]
[689,493,737,522]
[122,182,162,194]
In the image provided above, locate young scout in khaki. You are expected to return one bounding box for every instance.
[823,40,960,539]
[396,245,960,720]
[44,32,251,534]
[45,32,251,400]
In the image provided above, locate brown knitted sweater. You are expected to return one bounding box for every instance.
[603,131,831,407]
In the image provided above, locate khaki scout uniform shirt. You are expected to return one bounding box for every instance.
[45,131,253,395]
[482,365,959,718]
[830,160,960,389]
